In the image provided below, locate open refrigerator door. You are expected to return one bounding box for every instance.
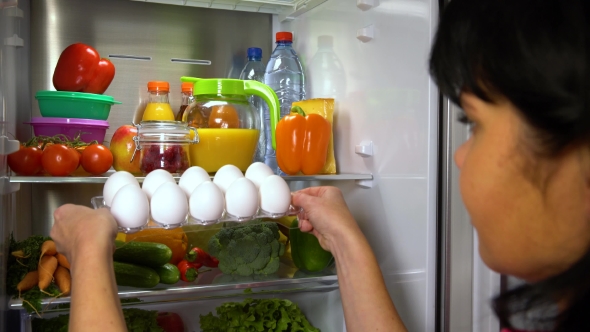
[0,0,475,331]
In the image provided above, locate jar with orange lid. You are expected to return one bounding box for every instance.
[175,82,194,121]
[142,81,175,121]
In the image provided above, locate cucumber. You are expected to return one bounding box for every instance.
[113,261,160,288]
[113,240,172,268]
[154,263,180,284]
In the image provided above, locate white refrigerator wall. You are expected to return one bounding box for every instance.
[279,0,439,330]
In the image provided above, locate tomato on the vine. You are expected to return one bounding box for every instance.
[41,144,80,176]
[7,145,43,175]
[81,144,113,175]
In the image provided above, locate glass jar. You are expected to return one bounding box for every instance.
[180,78,279,173]
[132,121,199,175]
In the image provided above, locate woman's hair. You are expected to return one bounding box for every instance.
[429,0,590,330]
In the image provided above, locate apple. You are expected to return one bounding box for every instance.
[110,125,141,175]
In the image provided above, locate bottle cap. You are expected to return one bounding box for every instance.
[276,32,293,42]
[247,47,262,59]
[148,81,170,92]
[181,82,193,93]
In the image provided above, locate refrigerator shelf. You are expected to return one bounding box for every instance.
[9,172,373,184]
[8,269,338,311]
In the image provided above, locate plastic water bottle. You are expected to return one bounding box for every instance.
[264,32,306,174]
[239,47,266,163]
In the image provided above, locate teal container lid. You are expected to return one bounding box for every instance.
[35,91,122,104]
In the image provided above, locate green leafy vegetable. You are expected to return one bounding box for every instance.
[208,222,285,277]
[32,308,164,332]
[22,285,60,315]
[200,298,321,332]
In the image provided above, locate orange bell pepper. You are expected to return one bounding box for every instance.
[276,106,331,175]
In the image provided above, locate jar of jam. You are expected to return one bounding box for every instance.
[132,121,199,175]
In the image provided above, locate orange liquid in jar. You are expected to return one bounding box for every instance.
[143,102,175,121]
[189,128,259,173]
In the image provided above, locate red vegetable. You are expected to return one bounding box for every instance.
[156,312,185,332]
[7,145,43,175]
[177,260,201,282]
[185,247,218,267]
[81,144,113,175]
[52,43,115,94]
[41,144,80,176]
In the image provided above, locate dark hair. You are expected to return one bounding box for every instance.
[429,0,590,331]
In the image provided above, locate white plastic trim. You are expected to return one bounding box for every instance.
[355,140,373,157]
[356,25,375,43]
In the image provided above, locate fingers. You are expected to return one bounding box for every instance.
[298,218,314,233]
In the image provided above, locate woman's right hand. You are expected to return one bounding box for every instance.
[292,186,364,253]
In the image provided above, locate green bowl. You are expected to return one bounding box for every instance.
[35,91,122,120]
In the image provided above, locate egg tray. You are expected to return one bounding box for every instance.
[91,196,303,234]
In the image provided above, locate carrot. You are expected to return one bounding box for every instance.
[53,266,71,296]
[56,253,70,269]
[17,271,38,296]
[39,240,57,261]
[38,255,58,290]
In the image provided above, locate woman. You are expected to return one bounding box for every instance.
[51,0,589,331]
[295,0,590,331]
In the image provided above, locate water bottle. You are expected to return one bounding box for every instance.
[264,32,306,174]
[309,35,346,99]
[239,47,266,163]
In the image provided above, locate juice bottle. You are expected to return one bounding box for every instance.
[142,81,175,121]
[176,82,194,121]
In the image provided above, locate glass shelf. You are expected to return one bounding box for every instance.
[8,267,338,311]
[9,171,373,184]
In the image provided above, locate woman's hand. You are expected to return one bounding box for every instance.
[292,186,363,253]
[51,204,118,260]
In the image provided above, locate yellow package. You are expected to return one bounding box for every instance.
[291,98,337,174]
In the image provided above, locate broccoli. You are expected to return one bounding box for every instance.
[208,222,285,276]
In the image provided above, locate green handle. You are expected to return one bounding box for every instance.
[244,80,280,149]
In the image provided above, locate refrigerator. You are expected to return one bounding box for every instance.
[0,0,502,330]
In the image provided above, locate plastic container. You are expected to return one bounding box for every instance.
[35,91,121,120]
[264,32,306,174]
[132,121,199,175]
[142,81,175,121]
[239,47,266,163]
[26,117,109,143]
[176,82,194,121]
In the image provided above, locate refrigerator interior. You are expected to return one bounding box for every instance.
[0,0,439,331]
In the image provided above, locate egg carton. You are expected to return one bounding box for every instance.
[91,196,302,233]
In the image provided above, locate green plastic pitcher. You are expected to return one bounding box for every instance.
[180,77,280,173]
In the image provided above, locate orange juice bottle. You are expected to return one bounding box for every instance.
[142,81,175,121]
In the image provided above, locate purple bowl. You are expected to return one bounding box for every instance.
[26,117,109,143]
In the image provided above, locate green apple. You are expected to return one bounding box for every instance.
[110,125,141,175]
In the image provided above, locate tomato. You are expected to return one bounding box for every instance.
[80,144,113,175]
[7,145,43,175]
[208,104,239,128]
[41,144,80,176]
[52,43,115,94]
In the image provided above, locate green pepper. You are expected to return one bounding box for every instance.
[290,218,334,272]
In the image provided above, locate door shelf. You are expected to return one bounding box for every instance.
[9,268,338,312]
[9,172,373,184]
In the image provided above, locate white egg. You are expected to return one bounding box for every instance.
[189,181,225,222]
[103,171,140,207]
[142,169,175,200]
[245,162,274,189]
[213,164,244,194]
[259,175,292,214]
[110,184,149,229]
[178,166,211,197]
[150,182,188,226]
[225,178,258,218]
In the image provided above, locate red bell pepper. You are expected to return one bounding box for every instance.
[52,43,115,94]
